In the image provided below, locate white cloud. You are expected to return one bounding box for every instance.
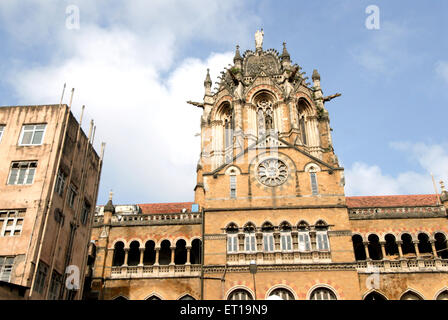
[435,61,448,84]
[345,142,448,196]
[350,22,415,75]
[2,1,256,204]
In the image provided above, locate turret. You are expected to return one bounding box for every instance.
[233,45,243,70]
[103,191,115,225]
[280,42,291,68]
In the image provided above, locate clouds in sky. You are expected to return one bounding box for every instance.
[345,142,448,196]
[0,1,447,204]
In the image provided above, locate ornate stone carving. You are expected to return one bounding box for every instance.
[257,158,289,187]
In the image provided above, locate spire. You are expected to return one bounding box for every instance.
[204,68,212,95]
[233,45,243,63]
[104,190,115,213]
[312,69,321,81]
[280,42,290,60]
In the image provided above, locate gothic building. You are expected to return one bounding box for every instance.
[87,32,448,300]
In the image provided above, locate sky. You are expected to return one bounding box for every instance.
[0,0,447,205]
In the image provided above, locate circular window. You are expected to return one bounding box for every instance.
[257,158,289,187]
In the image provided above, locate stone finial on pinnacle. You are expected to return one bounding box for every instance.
[104,190,115,213]
[312,69,321,81]
[440,180,448,203]
[234,45,243,63]
[281,42,290,60]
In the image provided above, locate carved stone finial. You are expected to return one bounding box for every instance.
[104,190,115,213]
[234,45,243,63]
[441,181,446,192]
[312,69,321,81]
[281,42,290,60]
[109,190,113,201]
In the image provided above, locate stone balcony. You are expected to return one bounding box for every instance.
[93,212,202,227]
[227,250,331,265]
[356,258,448,273]
[109,264,202,279]
[349,205,446,220]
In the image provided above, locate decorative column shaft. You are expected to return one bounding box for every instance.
[123,249,129,266]
[413,241,420,257]
[155,247,160,266]
[380,242,387,260]
[139,248,144,266]
[430,240,438,257]
[186,246,191,265]
[363,242,371,260]
[170,246,176,265]
[397,241,403,258]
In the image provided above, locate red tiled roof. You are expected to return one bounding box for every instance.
[346,194,440,208]
[138,202,194,214]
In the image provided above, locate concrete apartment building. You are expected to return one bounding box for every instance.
[0,103,104,300]
[86,32,448,300]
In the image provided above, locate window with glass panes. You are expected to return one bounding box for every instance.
[19,124,46,146]
[227,234,238,253]
[230,175,236,199]
[68,185,77,208]
[0,256,14,282]
[280,232,292,251]
[48,271,62,300]
[310,172,318,195]
[34,262,48,294]
[54,170,66,196]
[316,231,330,251]
[310,288,337,300]
[7,161,37,185]
[263,233,274,252]
[298,232,311,251]
[81,201,91,225]
[0,210,25,237]
[244,232,256,252]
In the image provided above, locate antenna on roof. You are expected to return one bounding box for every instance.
[431,172,441,205]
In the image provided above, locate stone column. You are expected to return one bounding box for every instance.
[170,246,176,265]
[380,241,387,260]
[186,246,192,265]
[123,248,129,266]
[139,248,144,266]
[363,242,371,260]
[430,240,438,257]
[154,247,160,266]
[397,241,403,258]
[413,241,420,257]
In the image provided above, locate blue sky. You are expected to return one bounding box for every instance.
[0,0,447,205]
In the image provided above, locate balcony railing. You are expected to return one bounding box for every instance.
[109,264,201,279]
[355,258,448,273]
[227,250,331,265]
[93,212,202,226]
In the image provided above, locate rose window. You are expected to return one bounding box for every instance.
[257,159,289,187]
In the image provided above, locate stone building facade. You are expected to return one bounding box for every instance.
[0,103,104,299]
[87,33,448,300]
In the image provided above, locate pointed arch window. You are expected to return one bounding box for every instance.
[298,221,311,252]
[262,222,275,252]
[226,223,239,253]
[279,222,292,251]
[315,221,330,251]
[244,223,256,253]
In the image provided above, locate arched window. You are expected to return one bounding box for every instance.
[128,241,140,266]
[113,295,128,301]
[367,234,383,261]
[436,290,448,300]
[364,291,387,300]
[146,295,161,300]
[305,164,320,196]
[279,222,292,251]
[262,222,274,252]
[223,107,234,150]
[297,221,311,252]
[226,223,239,253]
[435,233,448,259]
[384,234,399,257]
[175,239,187,265]
[309,287,337,300]
[417,233,432,255]
[401,233,416,256]
[269,288,295,300]
[352,235,366,261]
[297,99,309,145]
[315,220,329,251]
[229,173,237,199]
[112,241,125,266]
[400,291,423,300]
[191,239,202,264]
[143,240,156,265]
[179,294,195,300]
[159,240,171,265]
[228,289,254,300]
[244,223,256,253]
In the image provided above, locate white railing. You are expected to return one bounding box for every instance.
[110,264,202,279]
[356,259,448,273]
[227,250,331,265]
